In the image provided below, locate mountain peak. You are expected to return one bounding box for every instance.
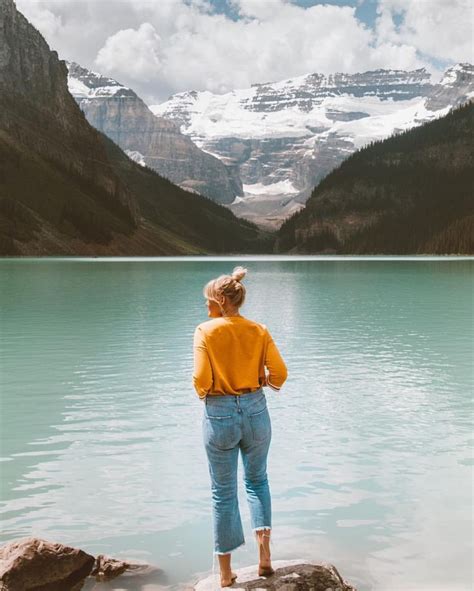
[439,62,474,87]
[66,61,136,99]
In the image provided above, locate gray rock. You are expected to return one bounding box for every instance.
[89,554,130,582]
[194,560,357,591]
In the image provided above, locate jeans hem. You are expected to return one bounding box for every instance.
[214,540,246,555]
[253,525,272,532]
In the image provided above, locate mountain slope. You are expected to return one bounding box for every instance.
[0,0,271,255]
[275,101,474,254]
[67,62,242,205]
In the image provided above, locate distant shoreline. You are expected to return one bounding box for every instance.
[1,255,473,262]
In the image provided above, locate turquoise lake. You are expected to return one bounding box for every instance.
[0,257,472,591]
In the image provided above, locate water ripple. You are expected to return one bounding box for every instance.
[0,259,472,591]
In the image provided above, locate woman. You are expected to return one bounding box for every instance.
[193,266,288,586]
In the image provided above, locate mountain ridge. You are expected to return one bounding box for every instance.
[151,63,473,230]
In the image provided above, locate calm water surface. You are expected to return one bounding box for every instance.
[0,257,472,591]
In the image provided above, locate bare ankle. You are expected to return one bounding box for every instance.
[255,529,272,566]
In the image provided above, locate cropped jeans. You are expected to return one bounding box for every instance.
[202,387,272,555]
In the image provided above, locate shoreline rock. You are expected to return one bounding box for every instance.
[0,539,358,591]
[194,559,357,591]
[0,537,161,590]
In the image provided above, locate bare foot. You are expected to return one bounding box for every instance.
[256,529,273,576]
[220,571,237,587]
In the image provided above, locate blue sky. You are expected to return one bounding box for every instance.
[209,0,378,26]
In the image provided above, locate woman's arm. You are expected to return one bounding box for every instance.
[264,328,288,391]
[193,326,213,399]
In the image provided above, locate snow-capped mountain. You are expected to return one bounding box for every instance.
[426,63,474,111]
[151,64,473,230]
[67,62,242,204]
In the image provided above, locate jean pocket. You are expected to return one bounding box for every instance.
[204,416,240,451]
[248,406,271,443]
[205,411,233,419]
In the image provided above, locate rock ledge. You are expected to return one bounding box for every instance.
[194,559,357,591]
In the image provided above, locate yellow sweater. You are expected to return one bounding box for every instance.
[193,315,288,399]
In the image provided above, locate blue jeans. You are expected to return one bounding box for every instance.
[202,387,272,555]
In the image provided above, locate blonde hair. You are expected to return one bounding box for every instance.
[203,266,247,312]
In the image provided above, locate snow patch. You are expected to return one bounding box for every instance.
[67,72,130,100]
[243,180,299,195]
[67,76,90,99]
[440,63,473,87]
[125,150,146,166]
[87,85,128,98]
[151,91,440,143]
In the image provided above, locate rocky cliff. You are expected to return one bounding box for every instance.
[67,62,242,204]
[0,0,138,224]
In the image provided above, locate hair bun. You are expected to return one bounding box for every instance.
[231,266,247,282]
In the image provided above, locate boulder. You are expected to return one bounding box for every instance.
[0,537,95,590]
[194,559,357,591]
[0,537,161,590]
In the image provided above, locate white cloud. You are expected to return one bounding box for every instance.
[376,0,473,63]
[96,23,162,83]
[16,2,63,40]
[231,0,289,20]
[15,0,473,104]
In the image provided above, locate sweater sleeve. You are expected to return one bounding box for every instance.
[193,326,213,399]
[264,327,288,391]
